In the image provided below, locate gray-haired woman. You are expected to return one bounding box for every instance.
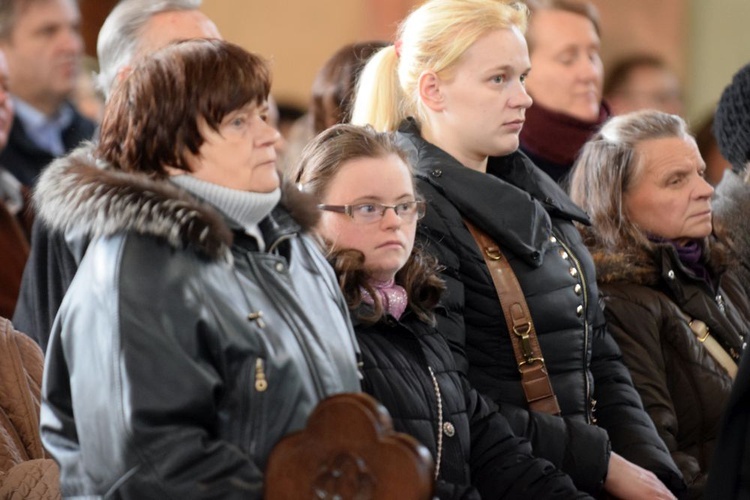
[569,109,750,499]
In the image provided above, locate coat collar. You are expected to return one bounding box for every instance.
[33,144,318,261]
[590,234,726,293]
[396,118,589,266]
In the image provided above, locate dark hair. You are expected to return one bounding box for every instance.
[603,54,669,97]
[294,123,445,325]
[310,41,388,134]
[525,0,600,52]
[96,38,271,176]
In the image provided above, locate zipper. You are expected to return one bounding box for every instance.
[254,358,268,392]
[248,255,327,399]
[247,356,269,456]
[554,230,592,423]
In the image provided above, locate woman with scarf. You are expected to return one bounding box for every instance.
[520,0,609,185]
[569,109,750,499]
[294,123,588,499]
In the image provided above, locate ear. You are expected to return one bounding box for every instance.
[418,70,445,112]
[115,65,133,85]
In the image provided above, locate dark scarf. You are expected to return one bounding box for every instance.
[671,239,713,288]
[650,236,713,289]
[520,100,610,168]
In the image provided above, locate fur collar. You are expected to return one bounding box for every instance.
[585,230,728,286]
[33,144,319,260]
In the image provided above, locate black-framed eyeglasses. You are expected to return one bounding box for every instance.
[318,200,426,224]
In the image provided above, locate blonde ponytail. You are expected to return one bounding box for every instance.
[351,45,407,132]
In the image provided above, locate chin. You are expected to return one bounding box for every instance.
[495,139,520,157]
[247,172,281,193]
[564,100,600,122]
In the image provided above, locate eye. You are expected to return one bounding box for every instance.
[557,52,576,66]
[354,203,379,215]
[230,116,246,127]
[491,75,505,84]
[520,73,528,85]
[667,174,686,186]
[396,201,415,214]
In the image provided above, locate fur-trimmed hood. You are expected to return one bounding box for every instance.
[585,230,728,287]
[33,143,319,260]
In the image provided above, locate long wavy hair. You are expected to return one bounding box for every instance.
[293,124,445,325]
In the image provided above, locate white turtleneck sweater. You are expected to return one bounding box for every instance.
[170,175,281,251]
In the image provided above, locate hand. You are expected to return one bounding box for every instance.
[604,452,676,500]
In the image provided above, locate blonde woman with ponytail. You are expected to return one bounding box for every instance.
[352,1,684,498]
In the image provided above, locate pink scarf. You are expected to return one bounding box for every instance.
[361,278,408,320]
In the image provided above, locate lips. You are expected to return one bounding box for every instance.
[256,158,276,168]
[377,240,405,249]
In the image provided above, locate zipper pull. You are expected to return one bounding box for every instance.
[255,358,268,392]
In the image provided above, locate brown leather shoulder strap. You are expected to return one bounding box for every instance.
[463,220,561,415]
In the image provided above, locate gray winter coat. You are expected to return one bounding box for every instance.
[37,147,361,498]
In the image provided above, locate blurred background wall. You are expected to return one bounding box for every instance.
[80,0,750,129]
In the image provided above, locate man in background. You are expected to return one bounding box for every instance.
[0,0,95,186]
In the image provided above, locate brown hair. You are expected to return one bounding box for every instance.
[293,123,445,325]
[525,0,600,52]
[569,110,690,250]
[96,38,270,177]
[310,41,388,134]
[603,54,670,97]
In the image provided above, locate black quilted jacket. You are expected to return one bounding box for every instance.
[396,119,685,497]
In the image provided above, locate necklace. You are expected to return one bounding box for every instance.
[427,366,443,480]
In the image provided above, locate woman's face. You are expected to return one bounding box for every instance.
[525,9,603,122]
[623,136,714,242]
[430,27,533,167]
[317,154,417,282]
[188,101,281,192]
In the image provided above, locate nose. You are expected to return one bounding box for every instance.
[61,27,83,55]
[577,55,603,84]
[380,206,403,230]
[510,82,533,109]
[257,119,282,148]
[695,174,715,199]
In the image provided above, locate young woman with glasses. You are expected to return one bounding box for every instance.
[293,124,588,499]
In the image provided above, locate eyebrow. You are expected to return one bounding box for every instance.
[347,193,414,204]
[486,64,531,75]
